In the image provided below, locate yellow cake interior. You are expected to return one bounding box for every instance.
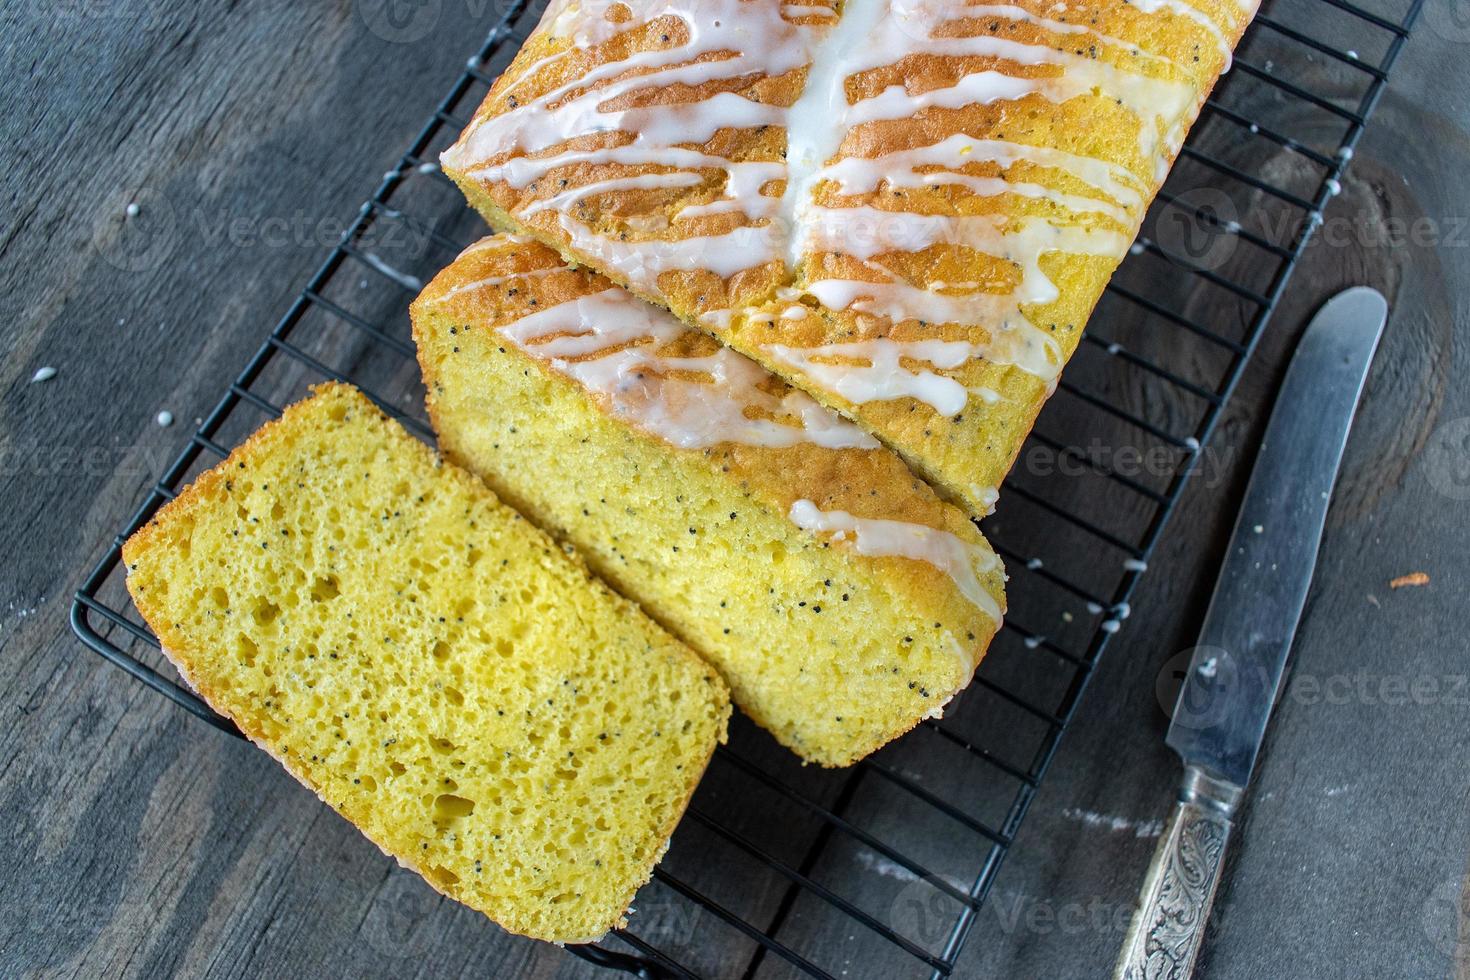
[123,383,730,942]
[414,237,1004,767]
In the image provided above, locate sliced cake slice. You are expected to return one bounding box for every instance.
[440,0,1258,516]
[412,236,1005,768]
[122,382,730,944]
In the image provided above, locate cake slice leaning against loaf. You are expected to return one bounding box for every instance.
[412,236,1005,768]
[122,382,730,944]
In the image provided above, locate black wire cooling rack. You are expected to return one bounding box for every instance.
[71,1,1422,976]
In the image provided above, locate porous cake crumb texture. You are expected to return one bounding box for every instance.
[123,383,729,943]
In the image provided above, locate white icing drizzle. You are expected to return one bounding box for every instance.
[444,0,823,286]
[765,213,1129,394]
[456,237,513,256]
[803,207,1130,283]
[782,2,836,17]
[970,484,1000,515]
[768,339,983,416]
[819,133,1145,219]
[930,0,1231,72]
[556,216,775,290]
[788,499,1002,622]
[523,172,705,216]
[796,0,1197,163]
[700,308,734,330]
[766,336,1015,414]
[444,0,1248,415]
[780,0,892,271]
[492,287,879,451]
[1125,0,1236,68]
[963,3,1181,67]
[766,0,1195,411]
[424,266,562,304]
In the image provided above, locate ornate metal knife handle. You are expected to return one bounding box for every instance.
[1115,767,1243,980]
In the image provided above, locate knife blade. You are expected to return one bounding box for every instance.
[1167,284,1387,784]
[1116,285,1388,980]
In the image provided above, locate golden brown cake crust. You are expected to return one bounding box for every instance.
[442,0,1259,516]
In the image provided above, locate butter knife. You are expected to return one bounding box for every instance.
[1114,286,1388,979]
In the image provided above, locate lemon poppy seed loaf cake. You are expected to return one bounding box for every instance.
[121,383,730,943]
[441,0,1258,516]
[412,236,1005,767]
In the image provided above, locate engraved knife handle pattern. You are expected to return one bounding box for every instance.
[1115,767,1242,980]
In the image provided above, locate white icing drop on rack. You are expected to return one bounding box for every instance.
[359,252,423,292]
[491,286,880,451]
[788,499,1003,622]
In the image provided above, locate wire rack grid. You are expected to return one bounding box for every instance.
[71,0,1422,977]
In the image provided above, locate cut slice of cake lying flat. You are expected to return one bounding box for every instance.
[412,235,1005,768]
[122,383,730,943]
[440,0,1259,517]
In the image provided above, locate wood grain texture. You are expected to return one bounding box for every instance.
[1,1,1465,978]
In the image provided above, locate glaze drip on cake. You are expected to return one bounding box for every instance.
[442,0,1260,515]
[788,498,1003,622]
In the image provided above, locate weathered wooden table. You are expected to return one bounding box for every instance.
[2,2,1466,977]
